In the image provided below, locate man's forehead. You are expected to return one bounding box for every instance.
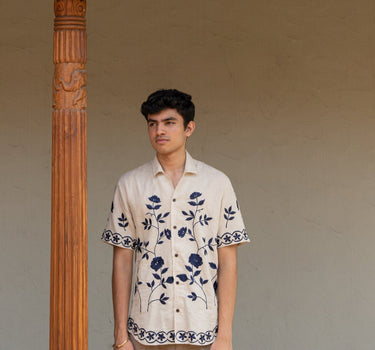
[147,109,183,122]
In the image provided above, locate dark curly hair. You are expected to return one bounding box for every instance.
[141,89,195,129]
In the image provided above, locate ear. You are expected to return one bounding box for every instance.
[185,121,195,137]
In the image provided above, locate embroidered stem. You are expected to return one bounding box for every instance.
[194,280,208,309]
[147,283,161,312]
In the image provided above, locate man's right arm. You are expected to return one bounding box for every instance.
[112,246,134,349]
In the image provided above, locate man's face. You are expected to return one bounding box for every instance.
[147,108,195,156]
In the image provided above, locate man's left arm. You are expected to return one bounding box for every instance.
[211,244,238,350]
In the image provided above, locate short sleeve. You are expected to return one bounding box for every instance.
[217,177,250,248]
[101,179,136,250]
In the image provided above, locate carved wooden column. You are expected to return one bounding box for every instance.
[50,1,87,350]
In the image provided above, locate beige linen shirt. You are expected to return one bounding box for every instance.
[102,152,249,346]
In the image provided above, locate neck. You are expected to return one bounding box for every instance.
[156,148,186,173]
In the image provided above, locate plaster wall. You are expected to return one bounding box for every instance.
[1,1,374,349]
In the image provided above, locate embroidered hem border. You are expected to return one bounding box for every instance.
[128,317,218,345]
[102,229,136,249]
[217,228,248,247]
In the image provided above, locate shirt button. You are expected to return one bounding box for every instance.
[174,253,178,257]
[176,281,180,285]
[173,198,176,202]
[176,309,180,313]
[173,225,177,229]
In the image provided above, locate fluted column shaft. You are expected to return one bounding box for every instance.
[50,1,87,350]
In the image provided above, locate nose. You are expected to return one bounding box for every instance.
[156,123,165,135]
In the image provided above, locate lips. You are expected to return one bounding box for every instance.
[155,138,169,143]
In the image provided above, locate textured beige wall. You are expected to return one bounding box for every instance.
[1,1,375,349]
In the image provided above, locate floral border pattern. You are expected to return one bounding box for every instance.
[128,317,218,345]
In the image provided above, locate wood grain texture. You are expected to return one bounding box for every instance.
[50,1,87,350]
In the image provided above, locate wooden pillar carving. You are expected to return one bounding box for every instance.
[50,1,87,350]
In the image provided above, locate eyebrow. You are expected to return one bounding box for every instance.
[147,116,178,123]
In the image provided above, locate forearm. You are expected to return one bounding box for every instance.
[216,245,238,341]
[112,246,133,342]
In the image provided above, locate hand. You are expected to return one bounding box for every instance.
[112,339,134,350]
[210,337,233,350]
[122,340,134,350]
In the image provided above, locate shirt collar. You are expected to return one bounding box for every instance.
[152,151,198,177]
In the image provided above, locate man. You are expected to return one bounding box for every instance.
[102,89,249,350]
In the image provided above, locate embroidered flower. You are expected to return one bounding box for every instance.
[189,192,201,199]
[188,253,203,268]
[151,256,164,271]
[148,195,161,203]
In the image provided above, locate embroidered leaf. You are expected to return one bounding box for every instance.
[146,204,154,210]
[193,270,201,277]
[189,238,195,241]
[204,249,207,255]
[147,282,151,288]
[164,229,171,239]
[202,237,206,243]
[202,279,208,285]
[153,273,161,280]
[161,267,168,274]
[160,294,169,304]
[151,280,155,287]
[182,211,188,216]
[156,213,162,221]
[198,200,205,206]
[209,262,217,270]
[224,214,229,220]
[185,265,193,272]
[138,281,143,285]
[145,241,149,247]
[163,212,170,218]
[178,227,187,238]
[177,274,188,282]
[188,201,198,206]
[188,292,197,301]
[159,219,165,223]
[186,217,194,221]
[153,205,161,210]
[158,240,164,244]
[165,276,174,284]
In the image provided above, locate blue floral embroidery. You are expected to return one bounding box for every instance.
[177,192,219,308]
[224,206,236,228]
[181,192,213,252]
[217,228,248,247]
[128,317,218,345]
[135,195,173,312]
[118,212,129,231]
[101,229,135,249]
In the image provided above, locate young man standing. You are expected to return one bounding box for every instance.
[102,89,249,350]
